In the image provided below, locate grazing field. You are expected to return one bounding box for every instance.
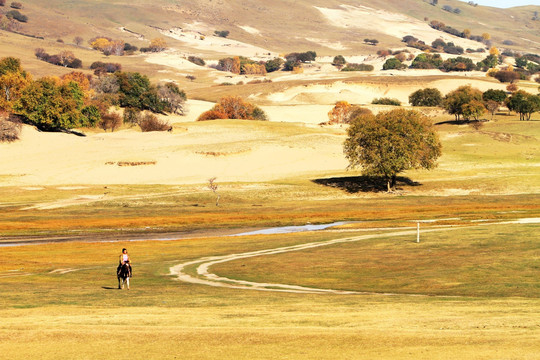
[1,222,540,359]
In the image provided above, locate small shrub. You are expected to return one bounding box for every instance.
[494,70,520,83]
[56,39,64,43]
[138,113,171,132]
[214,30,230,38]
[187,56,205,66]
[123,43,138,53]
[6,9,27,22]
[372,98,401,106]
[0,112,21,142]
[99,113,122,132]
[469,121,484,130]
[332,55,346,67]
[10,2,22,9]
[341,63,374,72]
[186,75,196,82]
[0,0,6,6]
[123,107,141,125]
[197,110,227,121]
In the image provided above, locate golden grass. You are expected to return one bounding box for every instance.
[1,225,540,359]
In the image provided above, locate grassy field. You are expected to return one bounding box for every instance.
[1,223,539,359]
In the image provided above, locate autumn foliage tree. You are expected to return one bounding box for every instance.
[507,90,540,121]
[443,85,485,121]
[344,109,442,192]
[0,56,32,111]
[326,101,352,124]
[14,77,99,130]
[197,96,267,121]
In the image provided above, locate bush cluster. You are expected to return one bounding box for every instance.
[138,113,171,132]
[372,98,401,106]
[5,9,27,22]
[187,56,205,66]
[197,96,267,121]
[341,63,374,72]
[90,61,122,75]
[34,48,82,69]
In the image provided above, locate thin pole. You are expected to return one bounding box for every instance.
[417,222,420,243]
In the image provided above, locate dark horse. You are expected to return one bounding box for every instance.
[117,263,131,290]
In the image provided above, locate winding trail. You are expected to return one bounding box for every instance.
[169,227,457,295]
[169,218,540,295]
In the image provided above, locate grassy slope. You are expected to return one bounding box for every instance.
[3,0,540,56]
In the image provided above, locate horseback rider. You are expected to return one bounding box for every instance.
[117,248,132,277]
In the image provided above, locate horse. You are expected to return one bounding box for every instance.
[117,263,131,290]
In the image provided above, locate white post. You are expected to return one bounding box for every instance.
[417,222,420,243]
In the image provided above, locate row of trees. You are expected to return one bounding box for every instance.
[0,57,186,134]
[35,48,82,69]
[409,85,540,121]
[88,37,166,56]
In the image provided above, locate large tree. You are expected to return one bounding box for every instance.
[507,90,540,121]
[14,77,98,130]
[344,109,442,192]
[409,88,442,107]
[443,85,484,121]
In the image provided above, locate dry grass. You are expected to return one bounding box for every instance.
[1,225,540,359]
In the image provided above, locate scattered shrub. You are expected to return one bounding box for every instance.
[187,56,205,66]
[197,96,267,121]
[341,63,373,72]
[440,57,475,72]
[265,57,284,72]
[285,51,316,63]
[0,112,21,142]
[332,55,346,67]
[90,61,122,75]
[123,43,138,53]
[410,53,442,69]
[0,0,6,6]
[123,107,142,125]
[493,70,520,83]
[6,9,27,22]
[148,38,167,52]
[214,30,230,38]
[382,58,406,70]
[363,39,379,46]
[10,2,22,9]
[138,112,171,132]
[99,112,122,132]
[34,48,83,68]
[372,98,401,106]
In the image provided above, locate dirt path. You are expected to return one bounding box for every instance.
[169,218,540,295]
[169,227,458,295]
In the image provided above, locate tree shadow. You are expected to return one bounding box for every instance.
[312,176,421,193]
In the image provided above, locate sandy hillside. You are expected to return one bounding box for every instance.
[315,5,487,50]
[0,110,347,186]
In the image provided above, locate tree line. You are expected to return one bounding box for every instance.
[0,57,186,136]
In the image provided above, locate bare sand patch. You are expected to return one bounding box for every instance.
[315,5,484,50]
[160,27,277,59]
[0,120,347,186]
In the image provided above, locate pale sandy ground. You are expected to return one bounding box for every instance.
[0,104,348,186]
[315,4,487,51]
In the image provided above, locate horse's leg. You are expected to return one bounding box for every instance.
[118,275,122,289]
[126,277,130,290]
